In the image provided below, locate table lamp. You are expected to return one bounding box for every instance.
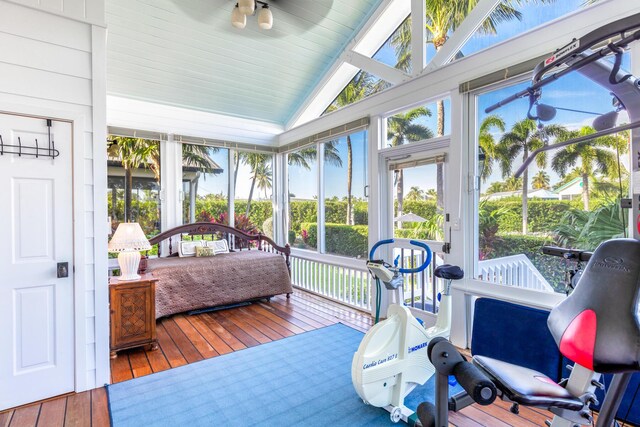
[108,222,152,281]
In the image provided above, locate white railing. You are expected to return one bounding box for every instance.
[290,240,445,313]
[391,242,444,314]
[290,250,371,311]
[478,254,554,292]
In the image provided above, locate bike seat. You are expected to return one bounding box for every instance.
[434,264,464,280]
[472,355,583,411]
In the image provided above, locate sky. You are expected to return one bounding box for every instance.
[195,0,631,200]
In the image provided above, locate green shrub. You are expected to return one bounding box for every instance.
[480,198,581,233]
[194,198,272,232]
[300,223,369,258]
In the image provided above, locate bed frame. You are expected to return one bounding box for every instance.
[143,222,291,275]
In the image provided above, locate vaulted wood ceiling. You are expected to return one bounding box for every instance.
[106,0,381,125]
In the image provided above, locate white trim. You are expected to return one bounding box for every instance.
[317,141,325,254]
[290,248,367,271]
[410,0,426,75]
[378,135,450,156]
[342,51,409,85]
[454,280,565,311]
[228,149,235,229]
[107,96,282,148]
[90,23,109,389]
[424,0,502,72]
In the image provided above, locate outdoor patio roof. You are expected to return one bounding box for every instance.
[105,0,382,125]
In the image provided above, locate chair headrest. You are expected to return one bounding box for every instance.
[548,239,640,373]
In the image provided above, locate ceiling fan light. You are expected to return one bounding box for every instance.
[231,5,246,29]
[238,0,254,15]
[258,5,273,30]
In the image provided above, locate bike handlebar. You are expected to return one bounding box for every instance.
[368,239,433,274]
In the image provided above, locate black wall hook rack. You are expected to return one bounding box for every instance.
[0,119,59,159]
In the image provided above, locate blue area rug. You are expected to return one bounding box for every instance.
[107,323,459,426]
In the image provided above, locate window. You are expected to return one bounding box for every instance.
[455,1,595,61]
[323,71,388,115]
[372,16,412,72]
[234,152,274,236]
[385,98,451,148]
[107,136,161,237]
[392,159,444,241]
[182,144,228,225]
[474,67,631,293]
[287,146,318,250]
[323,131,368,258]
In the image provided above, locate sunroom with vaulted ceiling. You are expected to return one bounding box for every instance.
[1,0,640,425]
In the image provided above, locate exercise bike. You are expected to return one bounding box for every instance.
[351,238,464,424]
[417,238,640,427]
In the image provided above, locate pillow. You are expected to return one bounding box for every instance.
[195,246,215,257]
[178,240,204,257]
[206,239,229,254]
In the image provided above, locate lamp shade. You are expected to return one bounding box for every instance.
[108,223,151,253]
[238,0,254,15]
[258,5,273,30]
[231,5,247,29]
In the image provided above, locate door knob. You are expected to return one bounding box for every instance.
[57,262,69,278]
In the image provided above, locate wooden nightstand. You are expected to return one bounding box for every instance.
[109,273,158,358]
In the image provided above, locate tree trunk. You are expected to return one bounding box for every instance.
[125,167,133,222]
[396,169,404,227]
[245,175,256,217]
[436,101,445,214]
[582,173,590,211]
[521,151,528,235]
[346,136,353,225]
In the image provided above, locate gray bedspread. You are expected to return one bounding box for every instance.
[147,250,292,319]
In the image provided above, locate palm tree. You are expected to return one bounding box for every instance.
[551,126,628,210]
[485,181,506,195]
[387,107,433,217]
[391,0,555,211]
[254,162,273,199]
[244,153,271,216]
[532,171,551,190]
[326,72,373,225]
[495,119,566,234]
[555,198,626,250]
[107,136,158,222]
[406,186,426,201]
[504,176,523,191]
[478,115,506,181]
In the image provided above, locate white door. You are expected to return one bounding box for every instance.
[0,113,75,410]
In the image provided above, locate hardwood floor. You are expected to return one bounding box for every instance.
[1,290,557,427]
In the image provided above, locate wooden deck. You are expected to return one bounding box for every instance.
[1,290,556,427]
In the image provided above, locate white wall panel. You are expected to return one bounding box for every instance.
[0,1,92,50]
[0,33,91,79]
[0,0,107,396]
[0,63,91,106]
[5,0,104,25]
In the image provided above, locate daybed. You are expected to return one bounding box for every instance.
[143,222,292,319]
